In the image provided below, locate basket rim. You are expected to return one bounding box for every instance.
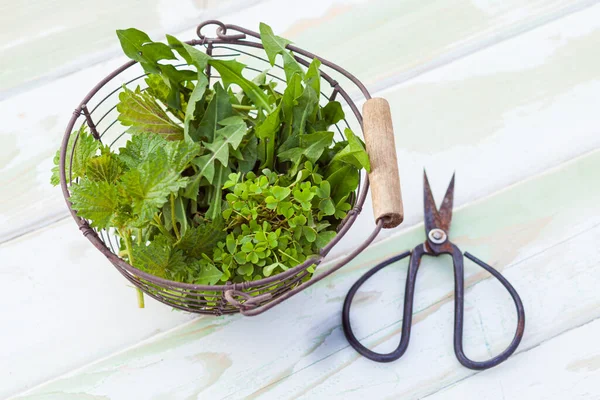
[59,22,373,294]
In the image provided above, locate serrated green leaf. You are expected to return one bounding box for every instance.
[69,178,119,229]
[86,153,123,183]
[164,139,202,172]
[120,148,189,224]
[117,86,184,140]
[51,126,100,186]
[132,234,186,279]
[117,133,165,169]
[175,218,226,258]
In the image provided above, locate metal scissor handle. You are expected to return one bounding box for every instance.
[342,244,526,369]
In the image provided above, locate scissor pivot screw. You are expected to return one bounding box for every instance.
[429,229,447,244]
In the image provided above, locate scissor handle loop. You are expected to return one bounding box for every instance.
[342,250,414,362]
[453,249,526,370]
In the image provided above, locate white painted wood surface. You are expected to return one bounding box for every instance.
[1,0,600,398]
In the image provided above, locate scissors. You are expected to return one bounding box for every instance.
[342,172,525,370]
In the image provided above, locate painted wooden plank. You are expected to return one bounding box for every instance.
[1,0,595,244]
[13,148,600,399]
[0,0,259,97]
[423,317,600,400]
[0,220,197,398]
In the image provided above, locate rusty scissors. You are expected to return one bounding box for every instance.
[342,172,525,370]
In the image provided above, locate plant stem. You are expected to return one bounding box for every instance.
[232,104,256,111]
[170,194,180,240]
[120,228,145,309]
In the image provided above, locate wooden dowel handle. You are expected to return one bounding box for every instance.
[362,98,404,228]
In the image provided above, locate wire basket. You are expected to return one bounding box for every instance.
[59,20,402,316]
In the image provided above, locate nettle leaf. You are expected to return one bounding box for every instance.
[86,152,123,183]
[132,234,186,279]
[117,133,165,169]
[51,126,100,186]
[175,218,226,258]
[164,139,202,172]
[332,128,371,172]
[259,22,304,82]
[193,83,232,143]
[116,28,176,73]
[69,178,119,229]
[145,74,185,121]
[208,59,273,112]
[120,148,189,225]
[117,86,184,140]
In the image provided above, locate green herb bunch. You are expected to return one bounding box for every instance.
[51,23,370,305]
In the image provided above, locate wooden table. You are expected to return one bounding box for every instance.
[2,0,599,398]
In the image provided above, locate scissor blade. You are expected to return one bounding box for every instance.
[438,173,455,231]
[423,170,442,234]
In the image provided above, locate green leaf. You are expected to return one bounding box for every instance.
[175,218,226,258]
[191,117,246,183]
[145,74,185,121]
[318,101,345,130]
[205,163,229,220]
[120,149,189,224]
[193,83,232,142]
[315,230,336,249]
[164,139,202,172]
[292,84,318,136]
[194,261,223,285]
[69,179,119,229]
[236,136,258,173]
[304,58,321,112]
[332,128,371,172]
[86,153,123,183]
[116,28,176,74]
[208,59,273,112]
[166,35,210,70]
[319,198,335,216]
[278,131,334,172]
[51,125,100,186]
[258,22,304,82]
[117,86,184,140]
[132,234,186,279]
[325,162,359,203]
[271,186,291,201]
[117,133,165,169]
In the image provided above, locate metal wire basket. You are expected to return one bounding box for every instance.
[59,20,403,316]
